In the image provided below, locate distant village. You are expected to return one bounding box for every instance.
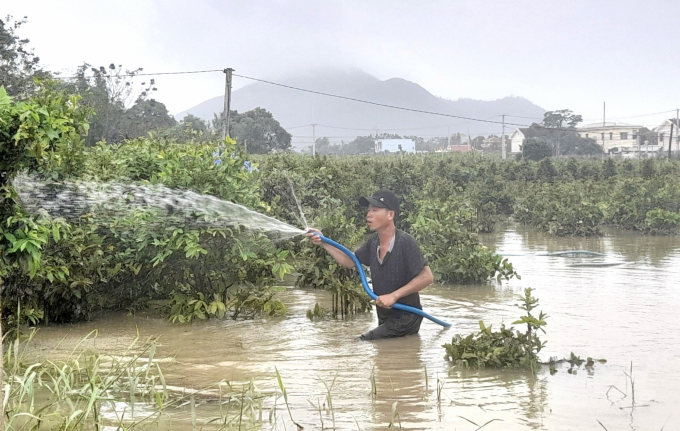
[374,117,680,159]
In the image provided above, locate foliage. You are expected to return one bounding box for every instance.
[541,109,583,129]
[1,85,293,326]
[514,181,605,236]
[554,133,603,156]
[443,288,547,372]
[408,199,518,283]
[306,302,329,320]
[166,285,286,323]
[121,98,177,140]
[606,177,680,234]
[213,107,292,153]
[58,63,163,145]
[295,197,372,316]
[0,84,90,186]
[0,16,51,98]
[522,138,553,161]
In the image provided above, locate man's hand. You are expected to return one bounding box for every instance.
[376,293,398,309]
[306,228,323,245]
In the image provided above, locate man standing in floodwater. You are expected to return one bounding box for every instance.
[307,190,434,340]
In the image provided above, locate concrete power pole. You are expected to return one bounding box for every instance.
[602,102,606,160]
[312,124,316,157]
[669,121,674,159]
[501,115,507,160]
[676,108,680,153]
[222,68,234,141]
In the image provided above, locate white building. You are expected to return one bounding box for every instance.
[375,139,416,153]
[507,126,559,155]
[576,122,642,153]
[653,119,680,152]
[508,128,528,155]
[615,145,664,159]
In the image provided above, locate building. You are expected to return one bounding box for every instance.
[576,122,642,153]
[481,135,509,149]
[508,126,561,155]
[447,145,473,152]
[654,118,680,152]
[618,145,664,159]
[375,138,416,153]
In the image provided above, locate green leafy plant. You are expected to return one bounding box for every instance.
[443,288,546,372]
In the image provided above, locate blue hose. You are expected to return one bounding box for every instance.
[313,232,452,328]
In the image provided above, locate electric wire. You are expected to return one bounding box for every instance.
[54,68,675,130]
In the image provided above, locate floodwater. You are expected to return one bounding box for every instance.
[25,223,680,430]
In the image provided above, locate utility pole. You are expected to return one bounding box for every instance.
[311,124,316,157]
[468,128,472,153]
[668,122,674,159]
[676,108,680,154]
[601,102,606,160]
[637,129,641,163]
[501,115,507,160]
[222,68,234,141]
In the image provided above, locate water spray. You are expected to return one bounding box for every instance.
[13,174,451,327]
[310,231,452,328]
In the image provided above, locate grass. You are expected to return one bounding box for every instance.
[2,329,273,430]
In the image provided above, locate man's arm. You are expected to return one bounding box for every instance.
[306,228,356,268]
[375,266,433,309]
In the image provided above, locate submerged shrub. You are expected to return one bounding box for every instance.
[514,182,605,236]
[443,288,547,372]
[408,199,518,283]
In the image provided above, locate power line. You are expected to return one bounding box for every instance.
[233,73,530,127]
[55,69,223,80]
[581,109,676,122]
[53,67,674,128]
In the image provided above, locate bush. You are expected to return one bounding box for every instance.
[408,199,518,283]
[514,182,605,236]
[443,288,547,371]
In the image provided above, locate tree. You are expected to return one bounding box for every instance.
[0,15,50,98]
[523,138,553,161]
[555,133,603,156]
[345,135,378,155]
[59,63,158,145]
[542,109,583,129]
[537,158,558,181]
[161,114,215,143]
[121,98,177,140]
[311,137,332,155]
[471,135,485,150]
[603,158,617,178]
[181,114,210,135]
[214,107,292,153]
[638,127,658,145]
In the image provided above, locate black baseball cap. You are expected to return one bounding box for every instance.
[359,190,400,215]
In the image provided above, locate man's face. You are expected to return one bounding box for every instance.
[366,205,394,231]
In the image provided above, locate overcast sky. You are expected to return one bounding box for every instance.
[8,0,680,127]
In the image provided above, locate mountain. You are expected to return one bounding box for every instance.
[175,68,545,150]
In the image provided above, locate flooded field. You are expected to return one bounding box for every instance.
[24,223,680,430]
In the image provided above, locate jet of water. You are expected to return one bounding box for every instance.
[12,174,306,241]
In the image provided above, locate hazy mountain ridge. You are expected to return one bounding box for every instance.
[175,69,545,148]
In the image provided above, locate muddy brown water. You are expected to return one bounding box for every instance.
[25,223,680,430]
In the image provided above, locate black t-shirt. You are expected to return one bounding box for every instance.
[354,230,428,320]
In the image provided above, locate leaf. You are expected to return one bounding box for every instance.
[52,224,60,242]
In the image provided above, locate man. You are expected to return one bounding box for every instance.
[307,190,434,340]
